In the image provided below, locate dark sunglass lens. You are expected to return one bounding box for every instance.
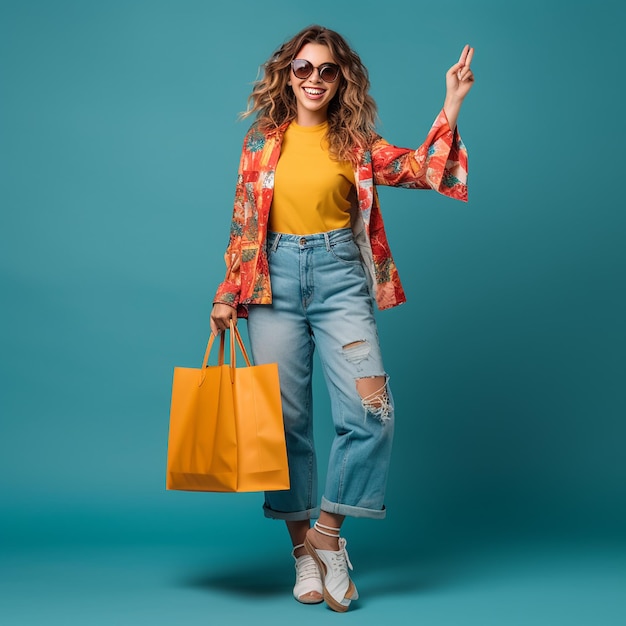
[319,64,339,82]
[292,60,313,79]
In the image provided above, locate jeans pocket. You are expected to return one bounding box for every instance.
[328,239,361,265]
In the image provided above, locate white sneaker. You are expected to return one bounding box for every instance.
[292,544,323,604]
[304,535,359,612]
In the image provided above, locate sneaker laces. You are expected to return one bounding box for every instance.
[295,554,320,581]
[328,537,353,573]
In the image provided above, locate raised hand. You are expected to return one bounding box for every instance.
[443,45,475,130]
[446,45,475,103]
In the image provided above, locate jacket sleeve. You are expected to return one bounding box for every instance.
[371,109,468,202]
[212,135,249,309]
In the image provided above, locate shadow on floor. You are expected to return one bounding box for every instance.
[178,544,463,601]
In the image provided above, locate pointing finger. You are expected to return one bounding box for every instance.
[458,44,470,65]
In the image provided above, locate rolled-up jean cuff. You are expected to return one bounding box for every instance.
[263,503,321,521]
[321,496,387,520]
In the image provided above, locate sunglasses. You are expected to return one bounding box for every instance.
[291,59,340,83]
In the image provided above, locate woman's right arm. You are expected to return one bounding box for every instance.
[210,135,249,334]
[211,224,242,334]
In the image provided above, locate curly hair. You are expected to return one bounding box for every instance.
[241,25,378,165]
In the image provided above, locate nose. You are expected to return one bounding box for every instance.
[309,68,323,82]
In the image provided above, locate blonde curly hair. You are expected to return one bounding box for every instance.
[241,25,378,164]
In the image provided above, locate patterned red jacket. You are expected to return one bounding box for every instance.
[214,109,468,316]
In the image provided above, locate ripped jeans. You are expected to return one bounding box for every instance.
[247,228,394,521]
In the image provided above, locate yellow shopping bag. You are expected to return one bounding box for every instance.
[166,321,289,492]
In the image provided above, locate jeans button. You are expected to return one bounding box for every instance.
[299,237,306,246]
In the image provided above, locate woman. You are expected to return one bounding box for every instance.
[210,25,474,612]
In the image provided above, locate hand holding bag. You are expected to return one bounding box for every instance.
[166,321,289,492]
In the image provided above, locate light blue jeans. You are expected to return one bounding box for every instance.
[247,228,394,521]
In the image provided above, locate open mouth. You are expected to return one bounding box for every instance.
[303,87,326,97]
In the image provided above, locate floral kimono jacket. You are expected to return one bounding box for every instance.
[213,109,468,316]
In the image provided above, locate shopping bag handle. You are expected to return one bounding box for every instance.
[199,320,251,386]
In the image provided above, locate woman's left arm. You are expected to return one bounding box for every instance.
[443,45,475,131]
[371,46,475,201]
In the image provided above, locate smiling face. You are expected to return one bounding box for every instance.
[289,42,341,126]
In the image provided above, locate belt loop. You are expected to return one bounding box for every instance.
[271,233,281,253]
[324,232,330,251]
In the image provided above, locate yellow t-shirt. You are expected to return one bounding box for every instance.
[269,121,355,234]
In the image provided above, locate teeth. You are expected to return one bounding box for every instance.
[304,88,324,95]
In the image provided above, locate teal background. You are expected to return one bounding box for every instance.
[1,0,625,624]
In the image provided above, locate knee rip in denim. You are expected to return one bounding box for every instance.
[356,375,392,424]
[342,340,392,424]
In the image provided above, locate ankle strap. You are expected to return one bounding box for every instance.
[314,521,341,538]
[291,543,305,557]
